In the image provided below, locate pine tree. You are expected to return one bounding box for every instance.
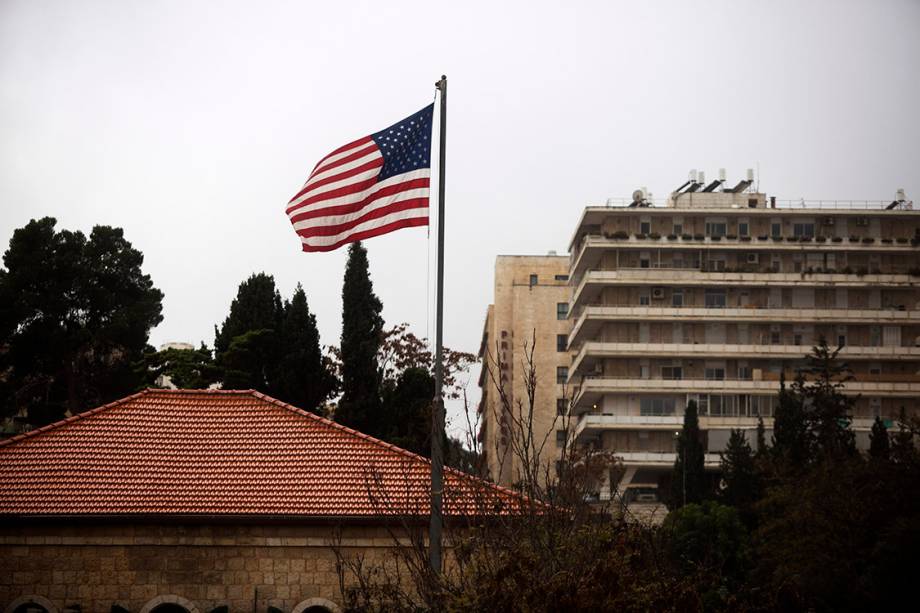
[670,400,707,509]
[336,242,384,436]
[214,273,284,393]
[869,416,891,461]
[273,284,337,414]
[797,337,856,458]
[771,371,809,470]
[719,429,759,514]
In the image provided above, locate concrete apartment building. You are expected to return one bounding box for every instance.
[479,174,919,508]
[478,255,572,487]
[567,175,919,504]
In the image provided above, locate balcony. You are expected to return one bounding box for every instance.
[568,305,920,346]
[612,451,721,468]
[570,233,920,278]
[571,269,918,307]
[573,413,878,441]
[569,372,920,411]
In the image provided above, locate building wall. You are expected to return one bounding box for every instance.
[0,522,407,613]
[567,192,920,504]
[478,255,572,487]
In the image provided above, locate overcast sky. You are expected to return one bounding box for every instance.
[2,0,918,435]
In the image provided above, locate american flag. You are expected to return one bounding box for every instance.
[286,104,434,252]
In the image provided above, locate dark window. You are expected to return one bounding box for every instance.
[556,430,568,445]
[640,220,651,234]
[556,334,567,352]
[556,302,569,320]
[556,398,567,415]
[739,222,750,236]
[529,274,538,286]
[554,274,569,281]
[556,366,568,384]
[771,222,782,237]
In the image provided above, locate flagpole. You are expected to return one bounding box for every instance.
[430,74,447,573]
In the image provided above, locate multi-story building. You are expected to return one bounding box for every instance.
[566,176,919,505]
[478,255,572,486]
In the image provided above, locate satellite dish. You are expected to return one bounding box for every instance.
[632,189,645,203]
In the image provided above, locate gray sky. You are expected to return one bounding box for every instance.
[2,0,918,436]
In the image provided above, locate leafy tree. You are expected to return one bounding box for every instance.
[216,328,278,390]
[336,242,384,436]
[0,218,163,425]
[664,500,750,582]
[143,344,219,389]
[719,429,760,520]
[379,366,437,456]
[869,415,891,461]
[273,284,337,414]
[670,400,707,509]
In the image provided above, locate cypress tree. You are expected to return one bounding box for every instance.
[797,337,856,458]
[336,242,384,436]
[869,416,890,461]
[273,284,337,414]
[719,429,759,514]
[670,400,707,509]
[755,415,768,459]
[214,273,283,355]
[771,371,809,470]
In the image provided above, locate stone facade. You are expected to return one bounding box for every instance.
[478,255,573,486]
[0,522,406,613]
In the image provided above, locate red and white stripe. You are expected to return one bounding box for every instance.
[286,136,429,252]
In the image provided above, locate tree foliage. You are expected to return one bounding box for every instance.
[0,217,163,425]
[669,400,707,509]
[143,344,219,389]
[336,242,384,436]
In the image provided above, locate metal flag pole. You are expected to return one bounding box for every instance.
[430,74,447,573]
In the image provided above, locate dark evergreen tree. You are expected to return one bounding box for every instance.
[719,429,760,516]
[214,273,283,355]
[869,416,891,461]
[891,408,916,466]
[0,218,163,425]
[670,400,707,509]
[336,242,383,436]
[755,415,768,459]
[380,366,436,456]
[214,273,283,394]
[771,371,809,470]
[796,337,856,459]
[273,284,337,414]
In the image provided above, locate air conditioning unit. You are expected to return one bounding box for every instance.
[824,217,835,226]
[746,253,760,264]
[651,287,665,299]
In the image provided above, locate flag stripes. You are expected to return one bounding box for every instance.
[287,105,434,252]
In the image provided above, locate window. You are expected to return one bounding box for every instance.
[706,257,726,272]
[556,302,569,320]
[501,340,508,349]
[556,334,568,352]
[704,289,727,308]
[529,274,538,286]
[793,222,815,238]
[556,430,568,445]
[868,363,882,375]
[662,366,683,380]
[771,254,782,272]
[639,289,650,306]
[738,365,752,380]
[556,366,568,384]
[640,397,676,416]
[869,397,882,418]
[554,274,569,281]
[705,221,727,237]
[639,364,650,379]
[640,219,651,234]
[738,221,750,236]
[639,251,651,268]
[771,221,782,237]
[704,367,725,381]
[770,328,781,345]
[673,223,683,235]
[672,288,684,307]
[556,398,568,415]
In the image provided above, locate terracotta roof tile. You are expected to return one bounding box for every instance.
[0,389,521,518]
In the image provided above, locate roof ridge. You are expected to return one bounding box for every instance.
[0,389,153,448]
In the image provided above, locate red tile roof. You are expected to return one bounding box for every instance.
[0,389,522,518]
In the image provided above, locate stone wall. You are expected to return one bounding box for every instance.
[0,521,406,613]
